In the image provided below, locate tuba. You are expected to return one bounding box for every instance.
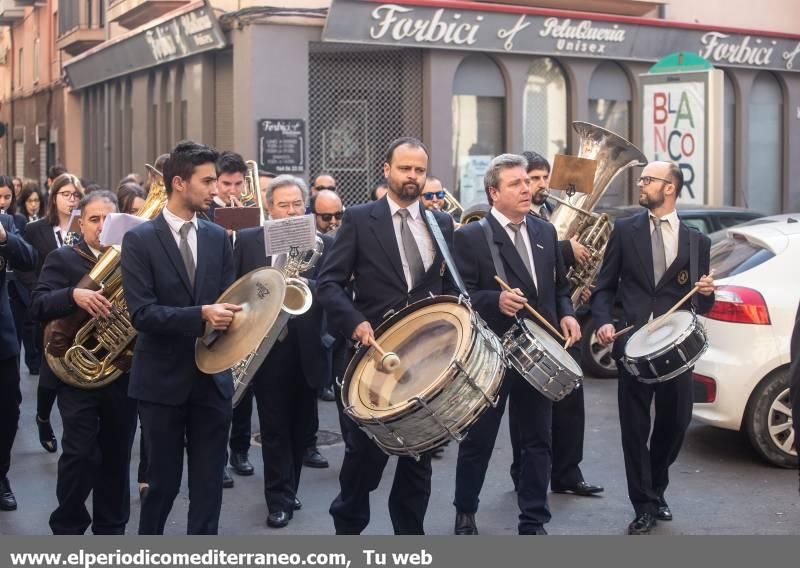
[44,165,168,388]
[239,160,267,226]
[546,122,647,307]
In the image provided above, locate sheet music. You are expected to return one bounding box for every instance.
[263,214,316,257]
[99,213,149,246]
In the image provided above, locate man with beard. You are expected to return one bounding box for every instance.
[318,137,457,534]
[593,160,715,535]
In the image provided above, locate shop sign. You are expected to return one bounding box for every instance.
[258,119,306,175]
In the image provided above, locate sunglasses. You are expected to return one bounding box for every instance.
[316,211,344,222]
[423,191,445,200]
[314,185,337,192]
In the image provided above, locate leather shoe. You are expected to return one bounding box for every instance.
[454,512,478,535]
[303,447,329,469]
[36,416,57,453]
[293,497,302,511]
[318,387,336,402]
[267,510,293,528]
[222,468,234,489]
[230,451,254,476]
[627,512,657,535]
[552,480,604,496]
[527,526,548,535]
[656,499,672,521]
[0,478,17,511]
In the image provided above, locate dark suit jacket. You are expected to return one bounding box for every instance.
[233,227,333,389]
[0,213,37,360]
[16,217,59,291]
[121,213,235,405]
[29,241,97,388]
[317,197,457,338]
[591,210,714,360]
[453,212,574,338]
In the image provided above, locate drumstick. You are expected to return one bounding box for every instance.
[494,275,566,342]
[649,269,716,332]
[611,325,634,340]
[367,337,401,372]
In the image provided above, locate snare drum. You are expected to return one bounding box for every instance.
[341,296,506,458]
[622,311,709,384]
[502,319,583,401]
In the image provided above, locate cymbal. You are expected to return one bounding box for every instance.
[195,267,286,374]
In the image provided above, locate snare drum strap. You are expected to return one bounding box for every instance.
[424,209,469,297]
[689,228,699,311]
[478,217,508,284]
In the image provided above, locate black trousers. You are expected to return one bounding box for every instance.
[455,370,552,533]
[8,280,40,373]
[617,364,693,516]
[329,346,432,535]
[50,377,137,535]
[0,356,21,481]
[229,387,254,454]
[137,377,232,535]
[252,339,316,514]
[550,384,586,488]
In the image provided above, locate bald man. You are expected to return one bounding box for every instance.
[311,190,343,234]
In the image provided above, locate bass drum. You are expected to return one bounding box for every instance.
[341,296,506,458]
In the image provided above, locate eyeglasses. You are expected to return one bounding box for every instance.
[638,176,672,186]
[314,185,337,192]
[423,191,445,200]
[57,191,81,200]
[316,211,344,222]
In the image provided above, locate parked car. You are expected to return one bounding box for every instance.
[579,205,766,378]
[691,214,800,468]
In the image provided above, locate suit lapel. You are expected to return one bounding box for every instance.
[154,213,193,296]
[488,214,536,292]
[657,222,689,291]
[419,209,444,283]
[369,199,406,285]
[526,216,545,297]
[631,212,656,290]
[194,221,211,300]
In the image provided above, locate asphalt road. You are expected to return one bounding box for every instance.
[2,367,798,535]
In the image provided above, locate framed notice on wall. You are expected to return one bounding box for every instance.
[257,119,306,175]
[640,69,724,205]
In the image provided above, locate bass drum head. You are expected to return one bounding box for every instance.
[520,319,582,377]
[625,310,696,358]
[346,299,472,420]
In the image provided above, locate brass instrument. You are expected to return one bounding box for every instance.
[240,160,266,225]
[195,235,325,407]
[546,121,647,307]
[44,165,168,388]
[439,188,463,219]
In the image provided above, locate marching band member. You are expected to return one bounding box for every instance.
[0,210,36,512]
[451,153,580,536]
[31,191,138,534]
[419,177,445,212]
[233,175,333,528]
[317,137,457,535]
[593,160,715,535]
[121,141,239,535]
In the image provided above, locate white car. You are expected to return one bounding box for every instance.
[692,214,800,468]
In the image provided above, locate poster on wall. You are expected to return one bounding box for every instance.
[258,119,306,175]
[640,69,723,205]
[458,155,492,207]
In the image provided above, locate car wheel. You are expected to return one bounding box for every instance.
[579,317,617,379]
[744,368,798,469]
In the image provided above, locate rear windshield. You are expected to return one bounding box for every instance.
[710,235,775,279]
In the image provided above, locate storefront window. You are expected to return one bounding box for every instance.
[723,73,736,206]
[452,54,506,207]
[523,57,567,161]
[588,62,631,206]
[747,73,783,214]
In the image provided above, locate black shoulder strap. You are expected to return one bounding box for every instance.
[479,217,507,283]
[689,227,699,310]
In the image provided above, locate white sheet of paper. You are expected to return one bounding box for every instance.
[99,213,148,246]
[263,214,316,257]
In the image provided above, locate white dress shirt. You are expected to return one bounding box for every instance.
[491,207,538,289]
[386,196,436,291]
[163,205,199,266]
[650,209,680,268]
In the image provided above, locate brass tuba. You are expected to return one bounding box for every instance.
[546,122,647,307]
[239,160,267,225]
[44,165,168,388]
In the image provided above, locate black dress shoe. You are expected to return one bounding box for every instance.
[36,416,57,453]
[267,510,293,528]
[656,499,673,521]
[454,512,478,535]
[293,497,302,511]
[528,526,548,535]
[552,481,604,496]
[0,478,17,511]
[318,387,336,402]
[628,512,657,535]
[222,468,234,489]
[230,451,254,476]
[303,447,329,468]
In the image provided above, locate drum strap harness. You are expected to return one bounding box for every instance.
[478,217,508,284]
[424,210,469,298]
[689,228,699,311]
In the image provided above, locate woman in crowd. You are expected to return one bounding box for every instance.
[17,182,45,223]
[116,183,146,216]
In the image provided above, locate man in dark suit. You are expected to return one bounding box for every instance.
[233,175,332,529]
[31,191,138,534]
[593,160,715,535]
[317,137,457,535]
[121,141,240,535]
[452,153,580,536]
[0,211,36,511]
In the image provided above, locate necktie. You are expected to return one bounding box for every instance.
[179,222,196,286]
[508,222,534,279]
[651,216,667,285]
[538,205,549,221]
[396,208,425,288]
